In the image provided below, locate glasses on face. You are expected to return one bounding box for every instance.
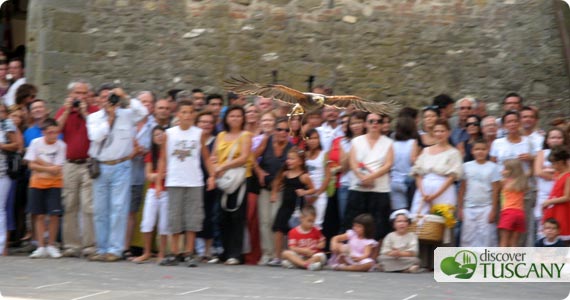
[505,101,520,105]
[422,105,439,111]
[275,128,290,132]
[459,106,472,110]
[466,122,479,127]
[367,119,381,124]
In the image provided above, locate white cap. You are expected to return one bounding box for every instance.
[390,209,410,221]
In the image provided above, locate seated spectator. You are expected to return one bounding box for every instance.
[378,209,420,273]
[535,218,565,247]
[329,214,378,272]
[281,205,326,270]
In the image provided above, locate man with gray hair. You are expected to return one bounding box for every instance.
[255,96,274,112]
[450,96,477,146]
[481,115,499,145]
[124,90,156,256]
[55,79,99,257]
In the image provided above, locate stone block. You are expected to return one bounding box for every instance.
[265,0,291,6]
[44,31,94,54]
[52,11,86,32]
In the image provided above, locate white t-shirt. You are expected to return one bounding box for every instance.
[489,136,536,172]
[462,161,501,207]
[350,134,393,193]
[165,126,204,187]
[24,138,66,167]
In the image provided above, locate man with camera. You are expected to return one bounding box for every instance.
[55,80,99,257]
[86,88,148,262]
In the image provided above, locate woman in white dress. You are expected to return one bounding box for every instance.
[410,119,462,268]
[533,128,567,238]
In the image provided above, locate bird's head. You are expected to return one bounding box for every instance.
[313,95,325,106]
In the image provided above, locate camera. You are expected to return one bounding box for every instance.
[108,93,121,106]
[72,99,81,108]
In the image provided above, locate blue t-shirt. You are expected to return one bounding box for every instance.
[24,124,63,148]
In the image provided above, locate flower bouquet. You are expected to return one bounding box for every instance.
[430,204,456,229]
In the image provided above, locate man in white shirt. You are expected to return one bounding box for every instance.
[86,88,148,262]
[520,106,544,151]
[3,58,26,107]
[316,106,344,152]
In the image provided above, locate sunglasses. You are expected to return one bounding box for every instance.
[276,128,290,132]
[466,122,479,127]
[422,105,439,111]
[459,106,472,110]
[367,119,381,124]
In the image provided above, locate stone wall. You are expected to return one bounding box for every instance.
[26,0,570,118]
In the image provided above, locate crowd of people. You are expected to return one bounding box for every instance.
[0,60,569,272]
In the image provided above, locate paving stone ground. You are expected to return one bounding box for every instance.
[1,256,569,300]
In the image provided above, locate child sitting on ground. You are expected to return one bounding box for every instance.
[535,218,565,247]
[378,209,420,273]
[281,205,326,271]
[329,213,378,272]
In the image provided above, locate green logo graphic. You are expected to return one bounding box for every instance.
[441,250,478,279]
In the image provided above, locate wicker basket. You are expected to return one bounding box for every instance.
[408,214,445,242]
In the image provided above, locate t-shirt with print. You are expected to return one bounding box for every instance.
[462,160,502,207]
[24,137,66,189]
[287,226,325,253]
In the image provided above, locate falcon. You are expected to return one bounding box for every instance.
[224,76,397,117]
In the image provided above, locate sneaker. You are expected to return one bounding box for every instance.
[105,254,122,262]
[267,258,282,267]
[29,247,47,259]
[62,248,80,258]
[46,246,62,258]
[81,247,97,258]
[207,256,220,264]
[307,262,322,271]
[225,258,240,265]
[185,255,199,267]
[258,255,271,266]
[281,259,295,269]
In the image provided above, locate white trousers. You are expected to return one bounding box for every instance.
[460,205,498,247]
[140,189,170,235]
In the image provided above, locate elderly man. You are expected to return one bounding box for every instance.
[255,96,274,112]
[481,116,499,145]
[55,80,99,257]
[124,91,157,256]
[450,96,476,146]
[87,88,147,262]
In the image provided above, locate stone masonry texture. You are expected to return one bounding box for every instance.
[26,0,570,119]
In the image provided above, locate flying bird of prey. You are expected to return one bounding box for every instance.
[224,77,397,117]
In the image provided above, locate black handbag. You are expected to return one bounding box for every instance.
[88,117,115,179]
[6,151,23,179]
[87,157,100,179]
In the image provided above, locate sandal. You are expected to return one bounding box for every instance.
[132,255,152,264]
[159,255,179,266]
[122,250,134,260]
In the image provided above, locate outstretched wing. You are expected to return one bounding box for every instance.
[325,95,399,115]
[224,76,307,105]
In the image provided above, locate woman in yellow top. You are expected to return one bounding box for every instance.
[212,105,252,265]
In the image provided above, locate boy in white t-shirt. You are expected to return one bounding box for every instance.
[458,139,501,247]
[156,101,215,267]
[24,119,67,258]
